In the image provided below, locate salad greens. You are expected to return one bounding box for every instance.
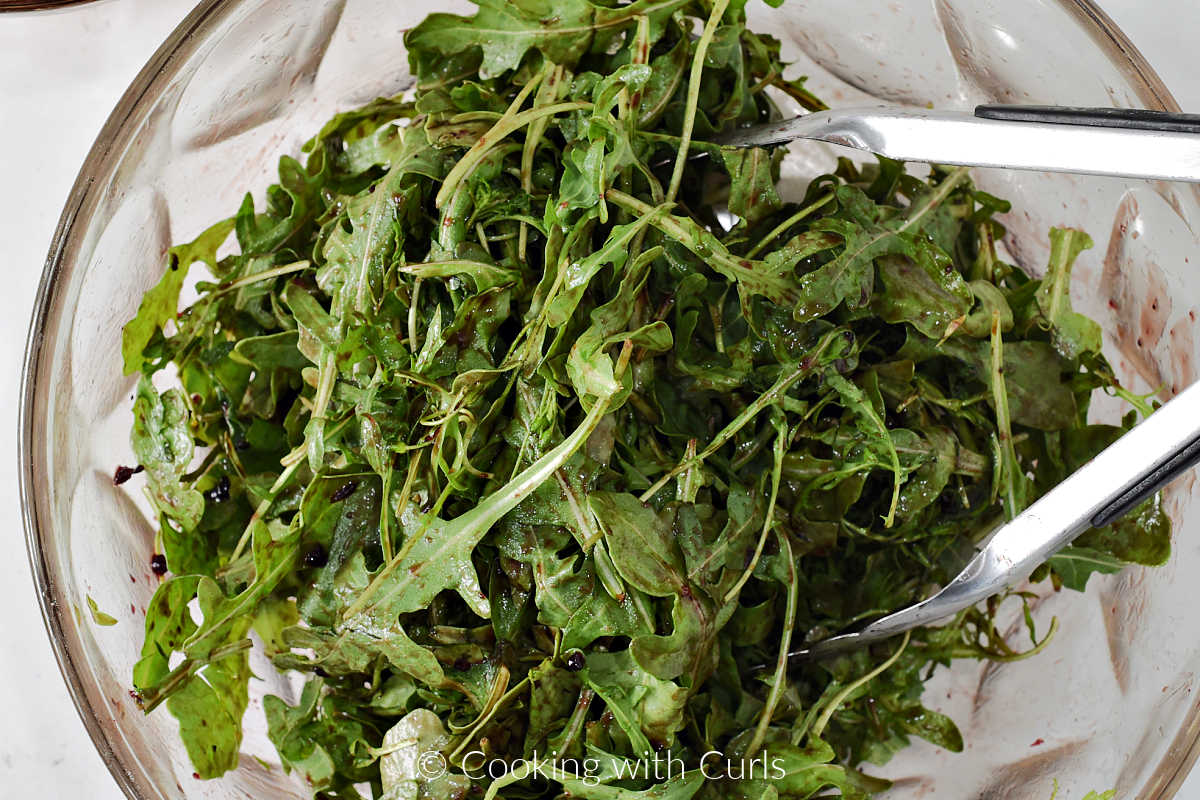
[120,0,1170,796]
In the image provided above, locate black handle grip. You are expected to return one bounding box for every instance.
[1091,434,1200,528]
[975,105,1200,134]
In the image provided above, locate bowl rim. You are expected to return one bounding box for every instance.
[16,1,1192,798]
[0,0,106,12]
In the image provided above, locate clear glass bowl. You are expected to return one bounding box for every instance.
[19,1,1200,798]
[0,1,100,10]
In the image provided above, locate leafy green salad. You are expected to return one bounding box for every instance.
[119,0,1170,797]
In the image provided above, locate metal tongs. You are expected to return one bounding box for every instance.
[787,374,1200,661]
[718,104,1200,182]
[717,104,1200,659]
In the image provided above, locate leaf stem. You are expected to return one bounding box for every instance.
[745,192,835,259]
[807,630,911,741]
[436,102,591,209]
[724,414,786,603]
[139,638,253,712]
[666,0,730,204]
[448,667,528,760]
[744,531,798,757]
[900,167,971,232]
[989,310,1024,519]
[520,63,566,260]
[217,260,310,293]
[228,458,302,564]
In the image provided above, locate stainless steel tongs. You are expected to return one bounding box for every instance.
[791,379,1200,659]
[718,104,1200,659]
[718,104,1200,182]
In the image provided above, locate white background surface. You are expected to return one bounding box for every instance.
[0,1,1196,797]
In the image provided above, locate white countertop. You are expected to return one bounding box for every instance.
[0,1,1196,797]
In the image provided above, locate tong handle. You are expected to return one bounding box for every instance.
[975,104,1200,135]
[1092,433,1200,527]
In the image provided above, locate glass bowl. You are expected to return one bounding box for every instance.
[0,0,103,11]
[19,0,1200,798]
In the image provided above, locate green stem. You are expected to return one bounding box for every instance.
[666,0,730,204]
[436,102,591,209]
[989,310,1024,519]
[606,189,793,300]
[306,348,338,472]
[546,687,595,758]
[744,531,797,757]
[1111,383,1157,418]
[379,467,394,563]
[520,63,566,261]
[218,260,310,293]
[725,414,786,603]
[448,669,529,760]
[978,615,1060,662]
[745,193,835,259]
[807,630,911,741]
[140,638,253,712]
[227,458,302,564]
[900,167,971,232]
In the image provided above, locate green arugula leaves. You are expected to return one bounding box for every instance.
[118,0,1168,796]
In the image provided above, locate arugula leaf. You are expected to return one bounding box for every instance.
[872,238,972,339]
[790,185,917,320]
[1075,496,1171,567]
[166,640,251,779]
[135,578,252,779]
[86,595,118,627]
[1046,546,1125,591]
[590,492,686,595]
[560,772,705,799]
[407,0,687,78]
[347,390,615,625]
[721,736,873,799]
[131,377,204,531]
[1036,227,1103,358]
[379,709,470,799]
[582,649,689,754]
[121,217,234,374]
[407,0,598,79]
[722,147,782,224]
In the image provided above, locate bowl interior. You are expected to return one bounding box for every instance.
[21,0,1200,797]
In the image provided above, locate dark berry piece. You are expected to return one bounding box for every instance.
[331,480,358,502]
[112,464,144,486]
[150,554,167,576]
[205,475,230,503]
[565,651,586,672]
[303,544,328,568]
